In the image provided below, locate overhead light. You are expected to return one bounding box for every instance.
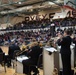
[18,2,22,4]
[48,2,54,5]
[55,0,63,3]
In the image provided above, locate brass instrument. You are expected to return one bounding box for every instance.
[46,38,56,48]
[16,42,38,56]
[16,49,28,56]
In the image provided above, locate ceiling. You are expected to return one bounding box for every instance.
[0,0,64,16]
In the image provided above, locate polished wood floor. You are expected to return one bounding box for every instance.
[0,66,43,75]
[0,46,43,75]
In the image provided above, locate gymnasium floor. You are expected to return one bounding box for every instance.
[0,67,43,75]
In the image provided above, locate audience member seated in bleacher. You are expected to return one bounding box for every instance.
[0,17,76,31]
[0,29,52,46]
[53,17,76,27]
[0,17,75,31]
[4,19,50,30]
[8,41,21,67]
[22,42,42,75]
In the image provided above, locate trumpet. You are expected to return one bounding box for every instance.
[46,38,56,48]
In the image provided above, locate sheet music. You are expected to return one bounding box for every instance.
[70,44,75,49]
[17,56,29,63]
[58,44,75,50]
[44,47,57,52]
[5,53,8,55]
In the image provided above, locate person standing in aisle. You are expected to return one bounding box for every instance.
[57,29,73,75]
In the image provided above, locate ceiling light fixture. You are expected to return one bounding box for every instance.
[48,2,55,5]
[56,0,63,3]
[18,2,22,4]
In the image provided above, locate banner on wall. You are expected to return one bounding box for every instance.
[25,13,55,21]
[53,11,68,19]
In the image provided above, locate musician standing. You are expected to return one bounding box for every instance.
[57,29,73,75]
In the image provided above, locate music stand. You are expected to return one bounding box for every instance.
[13,56,18,75]
[13,50,27,75]
[13,50,21,75]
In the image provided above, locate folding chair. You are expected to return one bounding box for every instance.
[29,53,43,75]
[12,50,20,68]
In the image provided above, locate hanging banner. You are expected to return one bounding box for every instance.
[25,13,55,21]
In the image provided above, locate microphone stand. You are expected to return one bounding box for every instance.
[13,55,17,75]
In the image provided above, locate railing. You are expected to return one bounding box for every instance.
[0,25,76,34]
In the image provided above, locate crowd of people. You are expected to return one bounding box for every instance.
[0,27,75,75]
[0,25,76,75]
[0,29,51,46]
[6,19,50,30]
[53,17,76,27]
[0,16,76,75]
[0,27,75,46]
[0,17,76,31]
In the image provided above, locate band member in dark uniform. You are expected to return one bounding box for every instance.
[57,29,73,75]
[22,42,42,75]
[8,41,20,67]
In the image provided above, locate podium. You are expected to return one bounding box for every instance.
[15,56,29,74]
[43,47,59,75]
[16,60,23,74]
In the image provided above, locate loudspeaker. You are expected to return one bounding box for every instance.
[50,25,55,37]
